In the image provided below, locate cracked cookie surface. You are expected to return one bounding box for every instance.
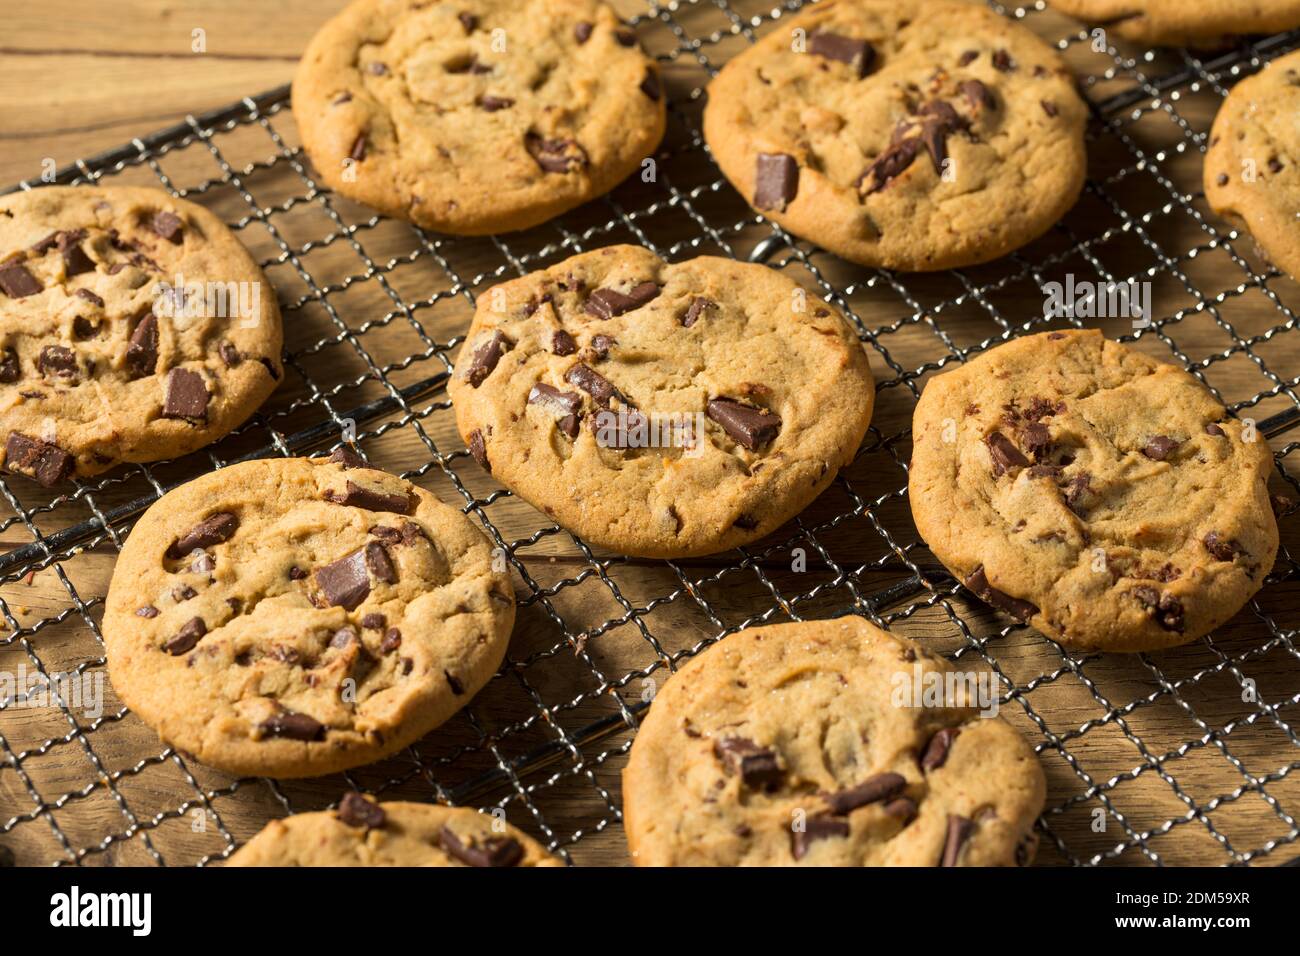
[702,0,1087,271]
[1052,0,1300,46]
[1205,49,1300,281]
[622,617,1045,866]
[446,245,875,558]
[909,329,1278,653]
[292,0,666,235]
[103,454,514,778]
[229,798,561,866]
[0,186,282,487]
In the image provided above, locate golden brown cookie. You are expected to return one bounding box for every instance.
[909,329,1279,653]
[103,454,514,778]
[0,186,282,486]
[702,0,1087,271]
[622,617,1045,866]
[1053,0,1300,46]
[292,0,666,234]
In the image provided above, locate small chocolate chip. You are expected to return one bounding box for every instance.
[260,711,325,742]
[362,612,386,630]
[640,68,661,101]
[528,383,583,439]
[858,137,922,194]
[681,296,714,328]
[289,566,308,580]
[920,727,960,771]
[350,133,368,162]
[1142,435,1180,461]
[218,340,242,368]
[551,329,577,356]
[574,21,593,43]
[1040,99,1058,118]
[959,79,997,112]
[163,617,206,655]
[380,628,402,653]
[1205,423,1225,437]
[958,50,979,66]
[136,605,159,618]
[1204,530,1244,562]
[478,95,515,112]
[445,670,465,695]
[991,49,1015,72]
[524,133,587,173]
[437,826,524,867]
[75,288,105,308]
[337,792,386,828]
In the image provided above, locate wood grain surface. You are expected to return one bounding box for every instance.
[1,0,1299,868]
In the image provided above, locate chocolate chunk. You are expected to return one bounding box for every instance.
[124,313,159,379]
[329,445,367,469]
[37,345,77,380]
[528,383,583,438]
[463,329,512,387]
[289,565,307,580]
[1205,422,1225,437]
[958,50,979,66]
[565,362,626,408]
[920,727,960,771]
[162,368,209,420]
[524,133,587,173]
[965,565,1039,624]
[682,297,714,327]
[858,137,922,194]
[72,317,97,340]
[584,281,661,319]
[75,288,105,308]
[173,584,197,602]
[615,29,635,47]
[329,626,357,650]
[136,605,159,618]
[984,431,1029,476]
[218,340,241,367]
[166,511,239,559]
[1065,472,1092,513]
[883,796,918,823]
[468,428,490,472]
[551,329,577,355]
[260,711,325,742]
[1132,586,1185,632]
[5,432,73,486]
[640,68,661,101]
[315,549,372,610]
[151,211,184,243]
[1204,531,1244,562]
[479,95,515,112]
[809,31,874,77]
[753,153,799,211]
[0,348,17,384]
[590,334,616,359]
[258,357,281,380]
[0,260,42,299]
[337,792,386,829]
[381,628,402,653]
[940,814,975,866]
[368,61,388,75]
[458,11,478,32]
[365,541,397,584]
[1020,422,1051,459]
[163,617,206,655]
[1040,99,1059,118]
[437,826,524,867]
[361,612,386,629]
[706,398,782,450]
[1142,435,1180,461]
[823,772,906,814]
[991,49,1015,72]
[791,816,851,861]
[349,134,368,162]
[59,233,95,277]
[714,736,783,791]
[959,79,997,111]
[574,21,593,43]
[323,480,413,514]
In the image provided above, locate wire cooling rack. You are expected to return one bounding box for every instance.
[2,0,1300,867]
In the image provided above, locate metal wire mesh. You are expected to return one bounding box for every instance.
[2,0,1300,867]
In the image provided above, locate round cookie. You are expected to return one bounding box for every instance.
[701,0,1087,272]
[292,0,667,235]
[0,186,282,487]
[1052,1,1300,46]
[909,329,1279,653]
[446,245,875,558]
[622,617,1046,867]
[229,797,561,866]
[103,454,515,778]
[1205,49,1300,280]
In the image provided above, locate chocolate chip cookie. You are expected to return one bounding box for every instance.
[292,0,667,235]
[1052,1,1300,46]
[702,0,1087,271]
[1205,50,1300,280]
[446,245,875,558]
[0,186,282,487]
[910,329,1279,653]
[229,796,561,866]
[103,454,515,778]
[622,617,1045,866]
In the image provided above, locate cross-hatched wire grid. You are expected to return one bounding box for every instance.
[1,0,1300,867]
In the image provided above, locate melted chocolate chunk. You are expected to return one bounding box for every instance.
[753,153,799,211]
[323,480,413,514]
[218,340,241,367]
[714,736,783,791]
[59,232,95,277]
[1203,531,1244,562]
[438,826,524,867]
[965,566,1039,624]
[167,511,239,559]
[329,626,357,650]
[163,617,206,655]
[328,445,367,469]
[985,431,1030,476]
[706,398,781,450]
[551,329,577,356]
[940,814,975,866]
[823,772,906,814]
[337,792,386,829]
[151,211,184,243]
[361,612,386,629]
[584,281,660,319]
[959,78,997,111]
[76,288,105,308]
[565,363,626,408]
[574,21,593,43]
[1019,422,1051,459]
[260,711,325,742]
[791,815,851,860]
[0,260,42,299]
[1205,423,1225,437]
[365,541,397,584]
[524,133,587,173]
[920,727,960,771]
[37,345,77,380]
[528,383,583,439]
[468,428,490,472]
[991,49,1016,72]
[1142,435,1180,461]
[315,549,372,610]
[681,297,714,327]
[124,312,161,379]
[162,368,209,420]
[1132,586,1185,632]
[463,329,512,388]
[590,334,616,359]
[809,31,875,77]
[858,137,922,194]
[5,432,73,486]
[884,796,918,823]
[0,349,17,384]
[380,628,402,653]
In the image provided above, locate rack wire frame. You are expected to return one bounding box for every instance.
[2,0,1300,867]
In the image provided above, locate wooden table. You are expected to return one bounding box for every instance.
[2,0,1299,868]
